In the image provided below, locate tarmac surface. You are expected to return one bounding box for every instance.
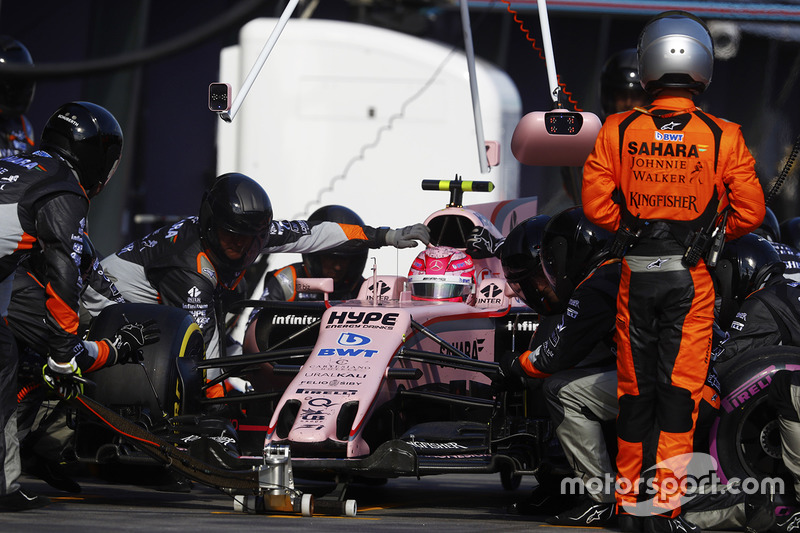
[5,470,743,533]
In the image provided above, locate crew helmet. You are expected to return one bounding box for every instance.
[600,48,649,118]
[638,10,714,94]
[407,246,475,302]
[754,206,781,243]
[0,36,35,116]
[716,233,785,307]
[499,215,552,314]
[304,204,368,298]
[540,207,612,313]
[780,217,800,252]
[199,173,273,282]
[40,101,123,199]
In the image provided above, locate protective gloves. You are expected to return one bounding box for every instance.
[108,319,161,364]
[466,226,505,259]
[496,350,527,390]
[42,358,86,400]
[385,224,430,249]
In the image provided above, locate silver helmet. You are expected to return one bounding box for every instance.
[638,10,714,95]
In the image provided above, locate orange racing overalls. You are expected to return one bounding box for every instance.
[582,95,764,517]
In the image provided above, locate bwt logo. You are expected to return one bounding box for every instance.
[337,332,371,346]
[655,131,684,142]
[317,348,378,357]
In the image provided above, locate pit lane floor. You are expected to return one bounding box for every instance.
[6,472,741,533]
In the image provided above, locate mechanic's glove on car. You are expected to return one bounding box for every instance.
[42,358,85,400]
[498,350,527,389]
[385,224,430,248]
[466,226,505,259]
[108,319,161,364]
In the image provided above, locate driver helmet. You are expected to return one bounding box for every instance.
[304,204,368,298]
[716,233,785,307]
[499,215,553,315]
[407,246,475,302]
[540,206,612,313]
[600,48,649,119]
[199,173,273,287]
[638,10,714,95]
[39,101,123,199]
[754,206,780,243]
[0,36,35,116]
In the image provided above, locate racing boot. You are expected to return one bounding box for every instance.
[772,507,800,533]
[512,463,577,516]
[26,459,81,494]
[643,514,701,533]
[744,489,777,533]
[21,449,81,494]
[546,496,616,527]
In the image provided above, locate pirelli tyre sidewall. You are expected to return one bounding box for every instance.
[86,303,205,419]
[710,346,800,484]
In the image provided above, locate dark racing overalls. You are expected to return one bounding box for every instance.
[519,259,620,380]
[519,260,620,505]
[9,244,124,469]
[83,217,389,398]
[0,150,115,496]
[582,95,765,516]
[714,276,800,368]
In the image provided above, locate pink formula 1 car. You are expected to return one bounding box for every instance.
[218,179,547,497]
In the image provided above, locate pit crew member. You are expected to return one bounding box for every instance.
[83,173,430,399]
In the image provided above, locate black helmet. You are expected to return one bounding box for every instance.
[540,206,612,313]
[199,173,273,284]
[754,206,780,243]
[499,215,553,314]
[600,48,649,119]
[638,11,714,94]
[716,233,785,307]
[0,36,35,116]
[304,205,368,298]
[40,101,123,198]
[780,217,800,252]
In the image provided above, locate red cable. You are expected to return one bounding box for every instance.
[499,0,582,111]
[76,396,164,449]
[17,382,41,403]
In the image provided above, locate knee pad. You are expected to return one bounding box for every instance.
[543,374,569,404]
[657,383,695,433]
[618,394,652,443]
[769,370,800,422]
